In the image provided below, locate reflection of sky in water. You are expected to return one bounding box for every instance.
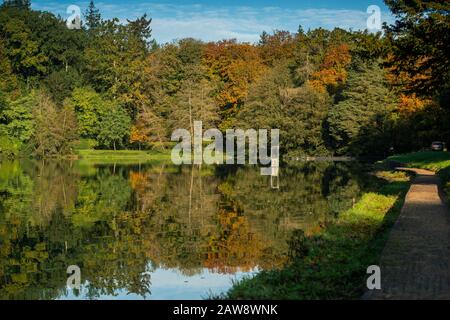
[59,267,259,300]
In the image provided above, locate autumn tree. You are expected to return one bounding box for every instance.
[130,108,167,149]
[32,93,78,157]
[259,30,296,66]
[203,40,266,125]
[310,43,352,94]
[171,75,220,134]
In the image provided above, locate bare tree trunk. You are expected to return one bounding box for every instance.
[188,165,194,227]
[189,90,193,137]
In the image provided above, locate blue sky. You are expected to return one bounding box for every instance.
[31,1,394,43]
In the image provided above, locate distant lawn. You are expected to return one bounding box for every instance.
[388,151,450,171]
[388,151,450,202]
[76,149,172,165]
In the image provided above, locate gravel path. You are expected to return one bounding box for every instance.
[364,168,450,300]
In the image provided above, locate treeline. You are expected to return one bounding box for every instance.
[0,0,448,158]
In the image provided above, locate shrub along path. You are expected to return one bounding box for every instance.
[365,168,450,299]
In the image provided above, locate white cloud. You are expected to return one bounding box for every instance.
[147,6,395,44]
[32,2,395,43]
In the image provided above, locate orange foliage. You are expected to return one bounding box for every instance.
[385,54,432,91]
[130,125,148,144]
[385,54,433,117]
[259,30,296,65]
[129,171,148,192]
[203,40,266,113]
[397,93,428,116]
[304,224,324,237]
[203,210,263,274]
[310,44,351,92]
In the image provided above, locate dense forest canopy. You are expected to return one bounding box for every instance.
[0,0,448,159]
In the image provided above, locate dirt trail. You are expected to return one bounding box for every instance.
[364,168,450,300]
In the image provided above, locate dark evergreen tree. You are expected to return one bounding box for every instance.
[127,14,152,52]
[384,0,450,98]
[327,59,396,156]
[84,0,101,29]
[2,0,30,9]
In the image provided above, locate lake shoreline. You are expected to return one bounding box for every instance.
[224,166,412,300]
[225,151,450,300]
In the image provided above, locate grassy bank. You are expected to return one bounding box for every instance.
[76,149,172,165]
[225,170,411,300]
[388,151,450,201]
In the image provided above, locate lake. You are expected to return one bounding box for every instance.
[0,160,375,300]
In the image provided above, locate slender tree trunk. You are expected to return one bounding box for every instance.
[189,90,193,137]
[157,131,165,150]
[188,165,194,227]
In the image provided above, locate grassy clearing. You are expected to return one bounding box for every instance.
[389,151,450,171]
[76,149,172,165]
[388,151,450,201]
[225,170,411,300]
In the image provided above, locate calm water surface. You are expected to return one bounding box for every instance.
[0,160,376,300]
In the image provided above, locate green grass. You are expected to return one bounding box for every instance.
[224,170,411,300]
[388,151,450,171]
[76,149,172,165]
[388,151,450,202]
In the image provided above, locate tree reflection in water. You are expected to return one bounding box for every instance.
[0,160,375,299]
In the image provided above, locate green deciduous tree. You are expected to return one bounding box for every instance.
[65,87,108,139]
[0,92,35,145]
[84,16,153,116]
[0,9,47,83]
[44,69,82,106]
[0,7,86,84]
[0,39,18,94]
[97,106,131,150]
